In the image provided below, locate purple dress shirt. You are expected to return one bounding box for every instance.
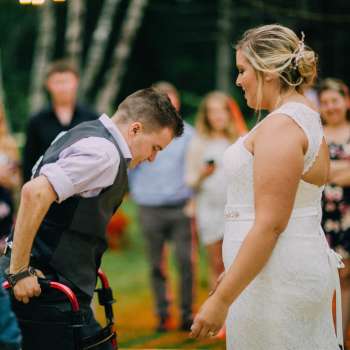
[39,114,132,203]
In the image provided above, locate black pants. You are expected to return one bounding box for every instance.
[11,288,113,350]
[138,205,193,321]
[0,254,114,350]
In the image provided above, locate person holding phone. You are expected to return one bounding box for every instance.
[185,91,245,288]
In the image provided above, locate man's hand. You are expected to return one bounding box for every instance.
[13,275,42,304]
[12,269,45,303]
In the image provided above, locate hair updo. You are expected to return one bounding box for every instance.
[236,24,317,96]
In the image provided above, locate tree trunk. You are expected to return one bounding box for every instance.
[96,0,149,114]
[81,0,122,96]
[0,50,4,103]
[29,1,55,113]
[65,0,85,67]
[216,0,232,93]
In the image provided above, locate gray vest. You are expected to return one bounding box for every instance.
[30,119,128,297]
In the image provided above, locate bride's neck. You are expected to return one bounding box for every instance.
[267,90,304,112]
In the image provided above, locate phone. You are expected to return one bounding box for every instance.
[205,159,215,166]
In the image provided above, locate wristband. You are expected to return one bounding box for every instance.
[6,267,37,288]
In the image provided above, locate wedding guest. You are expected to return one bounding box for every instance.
[0,102,20,239]
[129,82,194,332]
[186,91,244,288]
[22,59,98,182]
[319,77,350,338]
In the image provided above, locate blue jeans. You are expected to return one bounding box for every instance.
[0,273,21,350]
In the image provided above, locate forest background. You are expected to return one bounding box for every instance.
[1,0,350,137]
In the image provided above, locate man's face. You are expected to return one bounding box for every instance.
[46,71,79,104]
[128,124,174,168]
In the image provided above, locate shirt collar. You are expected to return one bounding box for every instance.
[99,114,132,160]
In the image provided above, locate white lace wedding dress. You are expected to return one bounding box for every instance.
[222,102,343,350]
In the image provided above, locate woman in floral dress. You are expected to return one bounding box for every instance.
[320,78,350,338]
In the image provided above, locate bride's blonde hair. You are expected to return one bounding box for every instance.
[236,24,317,110]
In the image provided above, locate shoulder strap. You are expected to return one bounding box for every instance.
[272,102,323,174]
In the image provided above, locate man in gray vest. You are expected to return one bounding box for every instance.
[1,87,183,350]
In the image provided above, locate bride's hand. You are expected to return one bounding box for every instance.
[190,294,229,339]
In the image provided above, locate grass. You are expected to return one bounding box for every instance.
[95,199,225,349]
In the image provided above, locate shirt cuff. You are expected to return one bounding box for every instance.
[39,163,75,203]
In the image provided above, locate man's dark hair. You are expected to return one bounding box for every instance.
[115,87,184,137]
[46,59,80,79]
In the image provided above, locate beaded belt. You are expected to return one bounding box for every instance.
[224,205,319,221]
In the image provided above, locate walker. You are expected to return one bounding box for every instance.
[3,269,117,350]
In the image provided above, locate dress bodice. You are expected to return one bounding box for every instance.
[223,102,324,210]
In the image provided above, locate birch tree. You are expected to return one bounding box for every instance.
[96,0,149,114]
[216,0,232,93]
[29,1,55,113]
[65,0,85,67]
[0,50,4,104]
[81,0,122,96]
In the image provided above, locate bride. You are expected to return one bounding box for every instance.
[190,24,344,349]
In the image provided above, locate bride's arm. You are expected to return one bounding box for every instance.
[191,115,306,338]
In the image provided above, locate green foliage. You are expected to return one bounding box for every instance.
[1,0,350,133]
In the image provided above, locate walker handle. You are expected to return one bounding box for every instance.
[98,269,110,289]
[2,278,80,312]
